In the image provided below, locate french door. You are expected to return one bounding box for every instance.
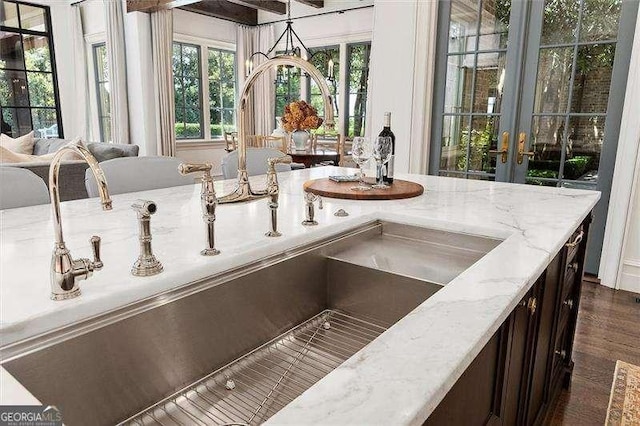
[430,0,639,274]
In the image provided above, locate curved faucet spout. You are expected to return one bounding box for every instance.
[48,140,112,300]
[49,140,112,246]
[219,55,335,204]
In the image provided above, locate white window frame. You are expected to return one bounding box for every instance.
[173,33,236,144]
[85,32,106,143]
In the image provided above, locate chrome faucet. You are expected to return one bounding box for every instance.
[179,163,221,255]
[49,141,112,300]
[265,155,292,237]
[219,55,335,204]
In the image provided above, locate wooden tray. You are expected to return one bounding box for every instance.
[303,178,424,200]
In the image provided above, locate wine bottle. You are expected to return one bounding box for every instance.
[379,112,396,184]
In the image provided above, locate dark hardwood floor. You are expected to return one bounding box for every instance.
[549,278,640,425]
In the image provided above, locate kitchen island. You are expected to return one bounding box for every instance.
[0,167,599,425]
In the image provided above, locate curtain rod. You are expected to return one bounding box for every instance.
[258,4,373,26]
[70,0,88,7]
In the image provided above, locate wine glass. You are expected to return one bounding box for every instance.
[373,136,392,189]
[350,137,372,191]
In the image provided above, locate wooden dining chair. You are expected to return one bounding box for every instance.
[246,135,264,148]
[338,135,355,167]
[224,132,238,152]
[261,135,288,153]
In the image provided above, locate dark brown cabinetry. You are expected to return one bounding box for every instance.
[425,215,591,426]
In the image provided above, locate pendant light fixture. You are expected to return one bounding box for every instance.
[245,0,335,84]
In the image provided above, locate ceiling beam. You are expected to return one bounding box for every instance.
[227,0,286,15]
[180,1,258,25]
[127,0,200,13]
[294,0,323,8]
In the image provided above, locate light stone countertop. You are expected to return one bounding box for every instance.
[0,167,599,424]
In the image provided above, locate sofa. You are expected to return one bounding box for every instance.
[2,138,139,201]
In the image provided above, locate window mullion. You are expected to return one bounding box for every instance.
[202,46,211,140]
[338,42,348,135]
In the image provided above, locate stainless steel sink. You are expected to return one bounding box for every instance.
[1,221,501,426]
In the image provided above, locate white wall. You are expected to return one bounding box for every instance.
[172,9,237,172]
[620,174,640,293]
[367,0,418,173]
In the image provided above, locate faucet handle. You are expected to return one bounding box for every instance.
[267,155,292,173]
[179,163,213,178]
[90,236,103,270]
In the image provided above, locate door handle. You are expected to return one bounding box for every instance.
[517,132,535,164]
[489,132,509,164]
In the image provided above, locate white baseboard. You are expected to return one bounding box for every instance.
[619,259,640,294]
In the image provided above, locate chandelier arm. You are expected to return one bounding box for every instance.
[268,27,290,56]
[289,26,311,57]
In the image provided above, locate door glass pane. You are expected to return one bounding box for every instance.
[31,108,56,137]
[1,2,19,28]
[564,115,602,182]
[534,47,573,113]
[18,4,47,33]
[2,107,32,137]
[0,70,28,106]
[570,43,615,113]
[478,0,511,50]
[468,116,499,173]
[440,115,470,172]
[23,34,51,72]
[580,0,622,42]
[541,0,580,45]
[0,32,25,70]
[444,54,473,113]
[449,0,480,53]
[473,52,506,113]
[529,115,563,183]
[27,71,54,107]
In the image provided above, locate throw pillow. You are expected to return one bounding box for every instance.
[87,143,126,162]
[0,131,35,155]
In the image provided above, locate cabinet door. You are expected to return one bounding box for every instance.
[526,252,562,425]
[424,327,508,426]
[501,286,537,426]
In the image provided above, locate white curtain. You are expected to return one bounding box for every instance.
[104,0,129,144]
[71,5,91,141]
[253,25,275,136]
[151,9,175,156]
[236,25,254,135]
[236,24,275,137]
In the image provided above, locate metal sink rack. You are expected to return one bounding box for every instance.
[120,310,388,426]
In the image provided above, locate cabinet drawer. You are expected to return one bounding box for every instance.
[556,289,578,341]
[551,324,570,381]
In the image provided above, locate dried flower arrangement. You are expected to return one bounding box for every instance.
[281,100,324,132]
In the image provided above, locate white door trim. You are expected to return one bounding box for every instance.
[599,7,640,289]
[408,0,438,175]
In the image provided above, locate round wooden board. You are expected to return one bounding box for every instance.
[303,178,424,200]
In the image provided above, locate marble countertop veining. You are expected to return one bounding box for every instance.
[0,167,599,424]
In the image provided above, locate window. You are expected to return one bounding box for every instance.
[346,42,371,137]
[172,41,236,141]
[173,42,203,139]
[272,43,370,137]
[92,43,111,142]
[275,51,301,128]
[308,46,339,135]
[208,48,236,138]
[0,1,63,138]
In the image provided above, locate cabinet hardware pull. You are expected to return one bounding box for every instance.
[568,262,579,272]
[566,230,584,248]
[517,132,535,164]
[489,132,509,164]
[563,299,574,310]
[527,297,537,316]
[555,349,567,360]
